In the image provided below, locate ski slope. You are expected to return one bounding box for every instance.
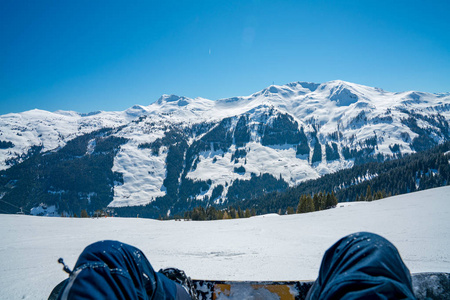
[1,186,450,300]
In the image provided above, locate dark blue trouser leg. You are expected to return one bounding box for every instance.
[306,232,416,300]
[57,240,191,300]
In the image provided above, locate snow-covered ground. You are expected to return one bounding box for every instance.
[1,186,450,300]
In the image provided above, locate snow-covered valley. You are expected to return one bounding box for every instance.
[1,186,449,300]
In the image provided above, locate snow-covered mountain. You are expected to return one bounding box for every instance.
[1,80,449,215]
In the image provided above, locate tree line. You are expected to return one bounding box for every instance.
[232,141,450,216]
[179,206,257,221]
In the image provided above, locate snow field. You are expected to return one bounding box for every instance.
[1,186,449,300]
[111,142,167,207]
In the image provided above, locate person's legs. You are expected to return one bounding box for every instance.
[57,240,191,300]
[307,232,416,299]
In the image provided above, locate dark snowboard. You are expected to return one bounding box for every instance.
[49,272,450,300]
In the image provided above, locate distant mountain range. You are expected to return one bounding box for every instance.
[1,80,449,217]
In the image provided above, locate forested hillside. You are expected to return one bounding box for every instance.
[179,141,450,220]
[1,80,450,218]
[239,141,450,215]
[0,128,127,214]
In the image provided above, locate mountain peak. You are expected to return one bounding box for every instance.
[323,80,373,91]
[157,94,190,106]
[125,105,148,117]
[326,79,353,86]
[318,80,361,106]
[260,81,321,95]
[290,81,320,92]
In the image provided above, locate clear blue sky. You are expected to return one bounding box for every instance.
[1,0,449,114]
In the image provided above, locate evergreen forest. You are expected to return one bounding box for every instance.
[176,141,450,220]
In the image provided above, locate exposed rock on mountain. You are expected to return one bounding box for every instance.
[1,80,449,217]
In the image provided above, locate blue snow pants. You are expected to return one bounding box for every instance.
[57,240,191,300]
[56,232,416,299]
[306,232,417,299]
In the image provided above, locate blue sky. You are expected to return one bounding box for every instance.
[1,0,449,114]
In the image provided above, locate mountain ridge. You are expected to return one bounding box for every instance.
[1,80,449,217]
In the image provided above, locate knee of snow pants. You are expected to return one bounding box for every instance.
[306,232,416,300]
[57,240,191,300]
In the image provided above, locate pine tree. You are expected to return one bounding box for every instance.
[305,195,314,212]
[297,194,314,213]
[323,192,337,209]
[374,190,383,200]
[319,192,326,210]
[296,195,303,213]
[229,207,237,219]
[366,185,373,201]
[238,207,244,218]
[80,209,89,218]
[331,191,338,207]
[297,195,304,213]
[313,193,320,211]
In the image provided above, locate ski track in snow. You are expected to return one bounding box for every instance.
[1,186,450,299]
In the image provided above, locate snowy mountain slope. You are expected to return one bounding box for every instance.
[108,81,450,209]
[0,109,135,170]
[1,80,449,215]
[1,186,449,300]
